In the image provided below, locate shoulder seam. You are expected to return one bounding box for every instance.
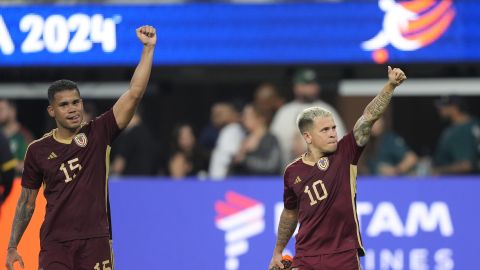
[283,156,302,175]
[25,130,54,151]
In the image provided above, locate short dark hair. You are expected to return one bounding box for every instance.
[47,79,80,103]
[434,95,468,113]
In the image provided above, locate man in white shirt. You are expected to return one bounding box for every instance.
[270,68,346,165]
[208,102,245,179]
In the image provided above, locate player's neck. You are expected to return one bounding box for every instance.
[304,149,325,163]
[55,126,81,141]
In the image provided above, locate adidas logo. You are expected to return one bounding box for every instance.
[294,176,302,184]
[48,152,58,160]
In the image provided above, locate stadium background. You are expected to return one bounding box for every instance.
[1,0,479,269]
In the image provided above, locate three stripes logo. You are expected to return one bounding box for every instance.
[215,191,265,270]
[362,0,456,63]
[294,176,302,184]
[47,152,57,160]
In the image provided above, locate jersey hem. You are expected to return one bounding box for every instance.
[41,233,110,246]
[295,245,364,257]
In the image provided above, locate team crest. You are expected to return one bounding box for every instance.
[73,133,88,147]
[317,157,329,171]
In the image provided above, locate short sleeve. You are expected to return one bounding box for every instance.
[283,168,298,210]
[92,109,122,145]
[339,131,365,165]
[21,146,43,189]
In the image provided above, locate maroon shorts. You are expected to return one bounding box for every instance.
[39,237,114,270]
[293,249,361,270]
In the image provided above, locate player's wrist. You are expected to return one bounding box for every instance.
[7,246,17,250]
[273,246,284,255]
[143,43,156,49]
[387,80,399,88]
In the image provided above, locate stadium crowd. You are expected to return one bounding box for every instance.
[0,69,479,184]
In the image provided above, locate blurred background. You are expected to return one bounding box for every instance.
[0,0,479,269]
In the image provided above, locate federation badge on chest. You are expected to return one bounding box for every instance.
[317,157,329,171]
[74,133,88,147]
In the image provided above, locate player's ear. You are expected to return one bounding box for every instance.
[302,131,312,144]
[47,105,55,118]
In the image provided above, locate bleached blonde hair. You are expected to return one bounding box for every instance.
[296,106,333,133]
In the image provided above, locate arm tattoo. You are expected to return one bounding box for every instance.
[8,188,38,249]
[354,85,395,146]
[353,116,372,147]
[275,209,298,252]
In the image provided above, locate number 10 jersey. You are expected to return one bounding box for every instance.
[283,132,366,258]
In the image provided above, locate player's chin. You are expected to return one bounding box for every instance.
[326,143,338,153]
[63,121,81,130]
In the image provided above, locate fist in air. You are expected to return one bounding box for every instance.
[387,66,407,86]
[136,25,156,47]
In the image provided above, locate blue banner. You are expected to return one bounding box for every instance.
[109,176,479,270]
[0,1,479,66]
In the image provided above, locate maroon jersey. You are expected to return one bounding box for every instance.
[283,132,365,258]
[22,109,120,246]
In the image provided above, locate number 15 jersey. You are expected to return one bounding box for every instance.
[283,132,365,258]
[22,109,121,247]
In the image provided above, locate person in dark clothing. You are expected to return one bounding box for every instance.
[111,110,157,176]
[167,123,209,179]
[231,103,282,175]
[0,131,16,210]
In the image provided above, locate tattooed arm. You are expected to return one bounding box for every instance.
[353,66,407,147]
[269,208,298,270]
[5,187,39,270]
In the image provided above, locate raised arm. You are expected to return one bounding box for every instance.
[353,66,407,147]
[6,187,39,270]
[269,208,298,270]
[113,25,156,129]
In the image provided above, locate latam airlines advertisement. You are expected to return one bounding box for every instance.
[0,1,479,66]
[106,177,476,270]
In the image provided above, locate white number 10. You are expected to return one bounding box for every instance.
[304,180,328,206]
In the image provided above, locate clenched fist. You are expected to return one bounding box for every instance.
[387,66,407,86]
[136,25,156,47]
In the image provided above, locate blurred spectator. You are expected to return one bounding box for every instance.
[253,83,284,126]
[0,131,16,217]
[432,95,480,175]
[358,116,418,176]
[166,123,209,179]
[110,109,157,176]
[0,99,34,175]
[208,102,245,179]
[198,124,219,155]
[83,101,99,122]
[230,104,282,175]
[270,68,346,165]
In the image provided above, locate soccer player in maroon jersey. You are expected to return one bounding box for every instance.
[269,66,407,270]
[5,25,156,270]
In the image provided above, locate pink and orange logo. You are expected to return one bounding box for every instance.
[362,0,456,63]
[215,191,265,270]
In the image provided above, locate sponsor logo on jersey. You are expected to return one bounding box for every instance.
[73,133,88,147]
[361,0,456,63]
[47,152,57,160]
[215,191,265,270]
[294,176,302,184]
[317,157,329,171]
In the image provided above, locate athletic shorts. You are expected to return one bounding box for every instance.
[293,249,361,270]
[39,237,114,270]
